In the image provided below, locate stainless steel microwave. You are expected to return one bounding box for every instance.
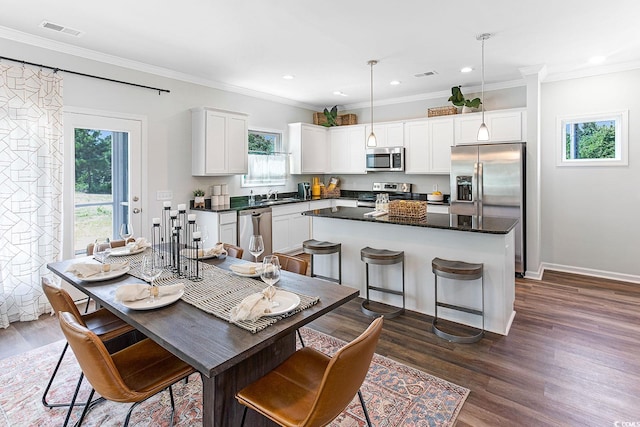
[365,147,405,172]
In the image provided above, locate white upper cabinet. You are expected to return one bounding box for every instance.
[404,117,453,174]
[289,123,328,174]
[364,121,405,147]
[329,125,366,174]
[192,107,248,176]
[454,108,525,145]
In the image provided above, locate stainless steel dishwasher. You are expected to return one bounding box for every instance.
[238,207,272,262]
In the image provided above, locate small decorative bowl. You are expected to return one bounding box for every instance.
[427,194,444,202]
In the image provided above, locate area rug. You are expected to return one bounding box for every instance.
[0,327,469,426]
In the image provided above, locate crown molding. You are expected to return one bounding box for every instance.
[0,26,321,111]
[543,60,640,83]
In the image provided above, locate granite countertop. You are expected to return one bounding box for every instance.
[302,206,518,235]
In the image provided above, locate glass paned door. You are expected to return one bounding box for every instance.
[63,111,144,261]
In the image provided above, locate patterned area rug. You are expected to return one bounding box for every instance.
[0,327,469,426]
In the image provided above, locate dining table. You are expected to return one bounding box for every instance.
[47,253,360,427]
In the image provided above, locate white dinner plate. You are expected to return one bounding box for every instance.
[180,248,225,260]
[264,290,301,317]
[232,270,262,278]
[110,246,148,256]
[81,266,131,282]
[121,289,184,310]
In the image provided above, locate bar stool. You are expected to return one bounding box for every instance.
[302,239,342,284]
[431,257,484,343]
[360,247,405,318]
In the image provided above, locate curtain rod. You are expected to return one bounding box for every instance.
[0,55,170,95]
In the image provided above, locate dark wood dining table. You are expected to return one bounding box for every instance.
[48,255,360,427]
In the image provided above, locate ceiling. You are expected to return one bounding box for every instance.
[2,0,639,110]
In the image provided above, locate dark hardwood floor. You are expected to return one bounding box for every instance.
[2,269,639,426]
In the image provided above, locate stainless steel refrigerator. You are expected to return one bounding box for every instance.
[450,143,526,275]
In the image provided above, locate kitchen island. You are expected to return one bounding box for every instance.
[303,207,518,335]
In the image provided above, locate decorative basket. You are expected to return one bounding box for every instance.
[388,200,427,219]
[427,106,458,117]
[320,186,341,199]
[313,113,358,126]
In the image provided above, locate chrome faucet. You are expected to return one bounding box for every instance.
[264,188,277,200]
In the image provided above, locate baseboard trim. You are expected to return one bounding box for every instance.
[539,262,640,284]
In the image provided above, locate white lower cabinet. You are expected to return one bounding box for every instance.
[271,203,310,253]
[194,211,238,246]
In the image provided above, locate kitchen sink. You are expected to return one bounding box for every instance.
[253,197,301,206]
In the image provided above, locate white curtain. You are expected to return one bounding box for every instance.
[0,64,63,328]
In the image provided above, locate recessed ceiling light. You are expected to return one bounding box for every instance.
[460,67,474,73]
[589,56,606,65]
[390,80,401,85]
[282,74,295,80]
[333,91,348,97]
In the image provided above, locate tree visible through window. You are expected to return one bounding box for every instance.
[558,111,628,166]
[243,130,286,186]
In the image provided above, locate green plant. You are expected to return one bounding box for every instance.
[448,86,482,109]
[321,105,339,127]
[193,189,205,197]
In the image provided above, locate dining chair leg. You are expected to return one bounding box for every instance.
[42,342,69,408]
[168,386,176,427]
[358,390,373,427]
[240,406,248,427]
[296,329,306,347]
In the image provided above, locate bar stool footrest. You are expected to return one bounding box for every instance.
[436,301,483,316]
[367,285,404,296]
[432,320,484,343]
[361,300,404,319]
[310,273,341,284]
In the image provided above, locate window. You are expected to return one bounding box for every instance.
[558,110,628,166]
[242,129,287,186]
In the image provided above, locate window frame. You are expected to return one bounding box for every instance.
[241,127,288,188]
[557,110,628,167]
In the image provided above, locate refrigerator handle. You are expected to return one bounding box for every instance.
[477,162,483,214]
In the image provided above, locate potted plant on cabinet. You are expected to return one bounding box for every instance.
[448,86,482,113]
[193,189,206,208]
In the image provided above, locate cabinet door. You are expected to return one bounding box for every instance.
[226,114,248,174]
[272,215,290,253]
[289,214,310,251]
[404,121,429,174]
[428,118,453,174]
[487,110,523,142]
[329,125,365,174]
[301,125,328,173]
[384,122,405,147]
[219,223,237,246]
[454,113,483,145]
[204,112,227,174]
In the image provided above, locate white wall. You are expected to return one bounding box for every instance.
[540,69,640,280]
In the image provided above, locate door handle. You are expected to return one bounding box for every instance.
[132,208,141,214]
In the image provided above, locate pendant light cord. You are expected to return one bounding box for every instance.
[481,36,485,122]
[370,60,375,132]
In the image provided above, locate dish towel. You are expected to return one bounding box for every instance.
[229,285,277,322]
[229,262,263,275]
[112,237,152,255]
[66,261,129,278]
[115,283,185,302]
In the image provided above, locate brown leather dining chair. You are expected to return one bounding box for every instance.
[41,277,137,409]
[236,316,383,427]
[273,253,308,275]
[57,311,196,427]
[220,242,244,259]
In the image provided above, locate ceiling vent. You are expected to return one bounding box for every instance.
[414,71,438,78]
[40,21,84,37]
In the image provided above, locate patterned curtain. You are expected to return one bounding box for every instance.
[0,64,64,328]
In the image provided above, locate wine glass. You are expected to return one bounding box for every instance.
[260,255,281,286]
[141,252,163,303]
[93,238,112,264]
[248,235,264,263]
[120,223,134,245]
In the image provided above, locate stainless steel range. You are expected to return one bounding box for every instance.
[356,182,413,208]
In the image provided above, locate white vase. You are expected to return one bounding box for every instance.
[461,106,473,114]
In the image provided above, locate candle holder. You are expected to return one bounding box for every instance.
[151,219,161,258]
[189,235,203,281]
[169,211,179,273]
[178,204,187,249]
[162,205,172,268]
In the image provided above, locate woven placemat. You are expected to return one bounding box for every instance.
[107,253,320,333]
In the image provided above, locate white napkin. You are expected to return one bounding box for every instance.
[115,283,185,302]
[229,286,277,322]
[229,262,263,275]
[66,261,129,278]
[185,243,227,259]
[112,237,152,255]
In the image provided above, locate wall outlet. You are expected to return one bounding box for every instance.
[156,190,173,200]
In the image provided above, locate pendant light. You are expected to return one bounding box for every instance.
[366,60,378,147]
[477,33,491,141]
